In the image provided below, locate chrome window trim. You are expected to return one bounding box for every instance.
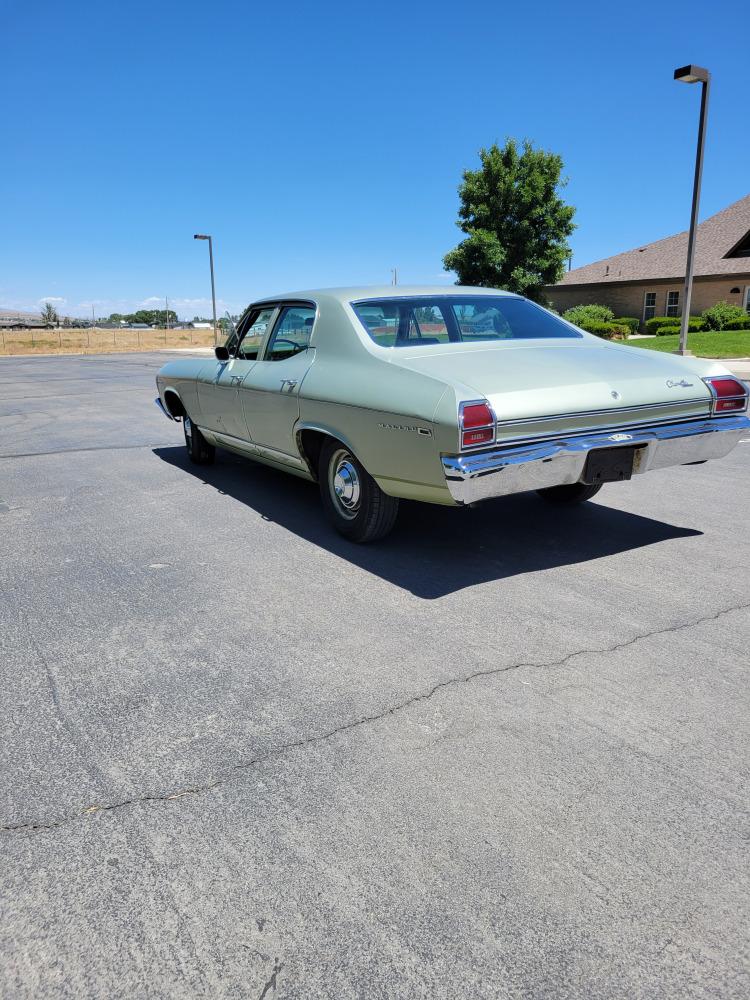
[261,301,318,362]
[234,305,281,360]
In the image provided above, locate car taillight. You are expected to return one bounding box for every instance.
[704,376,749,414]
[460,400,495,449]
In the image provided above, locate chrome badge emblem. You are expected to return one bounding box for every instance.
[378,422,432,437]
[666,378,694,388]
[611,390,621,400]
[608,433,633,442]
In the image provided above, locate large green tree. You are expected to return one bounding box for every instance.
[443,138,575,302]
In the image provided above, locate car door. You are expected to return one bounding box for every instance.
[238,303,316,463]
[196,307,277,441]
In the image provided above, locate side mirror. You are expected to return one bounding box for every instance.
[214,345,230,361]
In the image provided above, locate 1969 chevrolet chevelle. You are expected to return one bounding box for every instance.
[156,286,749,542]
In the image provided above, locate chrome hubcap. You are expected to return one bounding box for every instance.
[184,416,192,441]
[330,450,360,519]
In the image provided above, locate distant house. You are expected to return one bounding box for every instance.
[546,194,750,327]
[0,310,44,330]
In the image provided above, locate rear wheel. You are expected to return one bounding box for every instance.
[536,482,602,504]
[319,439,399,543]
[183,415,215,465]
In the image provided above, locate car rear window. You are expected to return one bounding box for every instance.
[352,296,582,347]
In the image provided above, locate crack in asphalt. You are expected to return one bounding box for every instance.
[2,601,747,835]
[21,614,113,795]
[258,959,283,999]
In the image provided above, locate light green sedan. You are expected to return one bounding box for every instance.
[156,286,749,542]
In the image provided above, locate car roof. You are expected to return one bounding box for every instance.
[251,285,521,307]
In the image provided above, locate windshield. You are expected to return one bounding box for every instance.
[352,296,582,347]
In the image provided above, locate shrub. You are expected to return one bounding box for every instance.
[701,300,748,330]
[563,304,615,327]
[645,316,678,336]
[645,315,705,336]
[653,320,707,336]
[722,317,750,331]
[612,317,640,334]
[579,321,629,340]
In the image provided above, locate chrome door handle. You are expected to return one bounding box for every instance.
[230,375,244,385]
[280,379,298,393]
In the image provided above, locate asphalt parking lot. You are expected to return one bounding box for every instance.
[1,351,749,999]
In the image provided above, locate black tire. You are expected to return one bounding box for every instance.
[183,414,215,465]
[318,439,399,543]
[536,482,602,504]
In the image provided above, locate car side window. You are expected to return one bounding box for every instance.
[237,308,275,360]
[265,306,315,362]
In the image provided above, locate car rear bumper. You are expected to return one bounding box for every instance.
[441,414,750,505]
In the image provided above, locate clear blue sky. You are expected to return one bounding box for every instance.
[1,0,747,318]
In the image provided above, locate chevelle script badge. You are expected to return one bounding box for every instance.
[666,378,694,388]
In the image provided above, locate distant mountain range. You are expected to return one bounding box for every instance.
[0,308,42,320]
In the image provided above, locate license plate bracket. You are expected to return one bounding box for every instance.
[582,446,637,485]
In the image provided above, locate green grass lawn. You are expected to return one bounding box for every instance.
[628,330,750,359]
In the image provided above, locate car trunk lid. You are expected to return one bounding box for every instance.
[390,340,712,442]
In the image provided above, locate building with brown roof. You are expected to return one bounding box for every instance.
[546,194,750,328]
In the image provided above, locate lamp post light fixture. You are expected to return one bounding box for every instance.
[193,233,219,345]
[673,63,710,357]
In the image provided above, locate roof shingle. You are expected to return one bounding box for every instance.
[557,193,750,285]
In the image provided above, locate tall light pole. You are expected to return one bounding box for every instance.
[193,233,218,345]
[674,64,710,357]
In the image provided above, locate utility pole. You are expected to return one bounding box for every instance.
[391,268,398,286]
[165,296,170,331]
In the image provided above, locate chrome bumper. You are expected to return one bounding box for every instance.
[154,397,178,421]
[442,414,750,505]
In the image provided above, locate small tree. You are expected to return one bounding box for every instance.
[40,302,59,327]
[563,304,614,326]
[443,138,575,303]
[701,301,747,331]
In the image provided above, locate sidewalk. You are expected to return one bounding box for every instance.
[723,359,750,379]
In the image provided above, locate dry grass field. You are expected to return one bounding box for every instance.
[0,327,217,356]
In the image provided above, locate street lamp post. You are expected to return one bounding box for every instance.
[193,233,219,345]
[674,64,710,357]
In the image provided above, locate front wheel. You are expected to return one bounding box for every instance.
[319,440,399,543]
[183,415,215,465]
[536,482,602,504]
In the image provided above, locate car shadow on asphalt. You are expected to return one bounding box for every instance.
[153,447,703,599]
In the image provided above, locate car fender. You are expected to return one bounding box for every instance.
[157,375,204,422]
[294,419,361,478]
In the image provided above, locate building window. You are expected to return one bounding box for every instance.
[643,292,657,321]
[666,290,680,317]
[725,230,750,258]
[745,287,750,313]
